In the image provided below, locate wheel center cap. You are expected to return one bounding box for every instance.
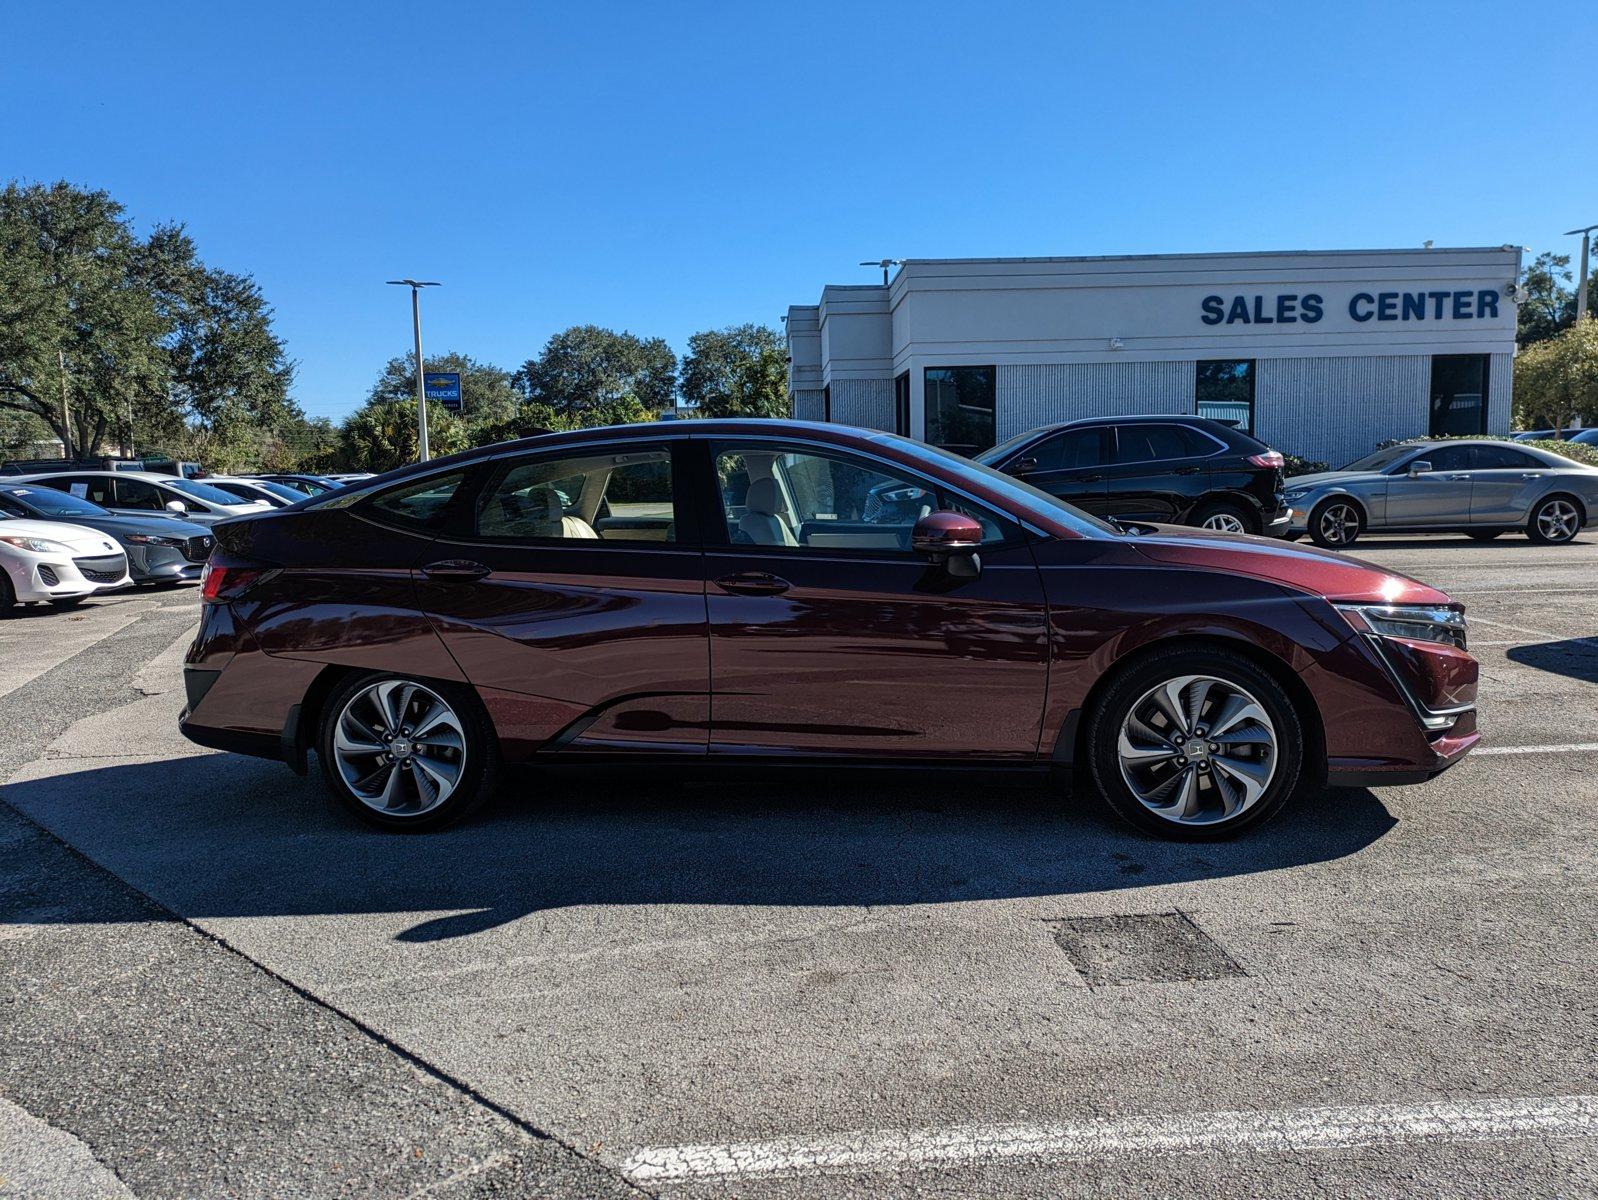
[389,738,413,758]
[1189,740,1211,761]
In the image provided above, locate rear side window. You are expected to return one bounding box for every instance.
[1114,425,1193,464]
[1471,445,1537,470]
[56,475,114,505]
[475,448,676,544]
[113,478,165,510]
[364,471,468,529]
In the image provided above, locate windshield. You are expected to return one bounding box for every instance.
[165,477,256,506]
[973,428,1044,467]
[871,432,1121,537]
[0,485,109,517]
[1340,446,1415,473]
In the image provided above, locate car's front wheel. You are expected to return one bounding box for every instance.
[317,673,498,831]
[1086,647,1304,840]
[1527,495,1582,544]
[1308,497,1363,548]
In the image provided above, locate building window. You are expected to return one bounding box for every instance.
[893,371,910,436]
[923,366,996,455]
[1195,360,1255,432]
[1429,355,1489,437]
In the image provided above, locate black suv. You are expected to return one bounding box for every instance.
[974,415,1289,535]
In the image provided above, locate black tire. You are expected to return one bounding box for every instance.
[1190,501,1257,535]
[0,571,13,612]
[49,596,87,609]
[316,672,499,831]
[1308,497,1364,548]
[1526,494,1583,545]
[1086,646,1304,841]
[1466,530,1503,542]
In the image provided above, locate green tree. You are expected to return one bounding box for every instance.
[1517,251,1576,347]
[1514,320,1598,434]
[679,323,784,414]
[367,350,520,435]
[700,343,789,419]
[0,180,297,457]
[513,325,676,424]
[338,398,470,473]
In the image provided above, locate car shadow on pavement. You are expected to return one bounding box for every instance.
[1505,638,1598,684]
[1,753,1395,941]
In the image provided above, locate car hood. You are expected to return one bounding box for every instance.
[1129,525,1450,606]
[34,512,213,540]
[1284,470,1386,490]
[0,518,125,555]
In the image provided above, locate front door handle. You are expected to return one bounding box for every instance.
[1081,473,1106,483]
[422,559,492,581]
[1173,465,1203,476]
[715,571,791,596]
[1444,474,1470,481]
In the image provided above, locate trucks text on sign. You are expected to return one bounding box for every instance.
[1200,290,1502,325]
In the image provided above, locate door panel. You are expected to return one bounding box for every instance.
[1467,446,1546,524]
[1384,446,1474,527]
[703,440,1049,760]
[1099,425,1209,522]
[704,544,1049,759]
[1013,428,1110,513]
[416,444,709,757]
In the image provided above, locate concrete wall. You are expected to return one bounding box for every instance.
[826,379,895,431]
[997,362,1195,441]
[791,389,825,422]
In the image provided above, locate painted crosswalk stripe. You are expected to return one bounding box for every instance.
[1474,742,1598,757]
[620,1094,1598,1182]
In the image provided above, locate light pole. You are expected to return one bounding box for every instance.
[1566,225,1597,323]
[386,279,441,461]
[859,258,903,285]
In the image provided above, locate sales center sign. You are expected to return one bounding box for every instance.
[1200,288,1505,325]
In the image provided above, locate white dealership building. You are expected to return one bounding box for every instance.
[785,246,1521,467]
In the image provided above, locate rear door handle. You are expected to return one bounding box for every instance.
[715,571,791,596]
[1173,465,1202,476]
[1081,473,1106,483]
[421,559,492,581]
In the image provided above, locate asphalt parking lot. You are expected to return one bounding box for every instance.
[2,535,1595,1199]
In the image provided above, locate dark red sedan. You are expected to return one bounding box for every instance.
[181,420,1479,839]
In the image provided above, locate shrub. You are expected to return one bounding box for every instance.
[1283,454,1329,478]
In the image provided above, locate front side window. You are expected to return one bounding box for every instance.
[113,478,165,510]
[924,366,996,456]
[1196,359,1255,432]
[1412,445,1472,473]
[477,448,675,543]
[714,444,1015,552]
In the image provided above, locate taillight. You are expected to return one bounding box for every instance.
[200,562,267,603]
[1247,451,1285,469]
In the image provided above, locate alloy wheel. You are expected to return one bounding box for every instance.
[1317,502,1360,545]
[332,680,466,816]
[1536,499,1579,542]
[1201,512,1248,534]
[1116,674,1278,826]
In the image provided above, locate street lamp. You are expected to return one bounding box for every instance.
[1564,225,1597,323]
[385,279,441,461]
[860,259,903,285]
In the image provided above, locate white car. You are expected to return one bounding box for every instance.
[0,514,132,609]
[8,470,270,526]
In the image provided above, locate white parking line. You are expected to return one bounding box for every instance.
[620,1094,1598,1182]
[1474,743,1598,757]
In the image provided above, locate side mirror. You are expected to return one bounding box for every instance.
[1407,460,1433,477]
[912,511,983,578]
[164,499,189,514]
[1010,456,1038,475]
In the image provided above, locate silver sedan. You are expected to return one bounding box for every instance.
[1285,439,1598,548]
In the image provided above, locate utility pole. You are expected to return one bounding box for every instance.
[386,279,441,461]
[1567,225,1597,323]
[57,349,73,460]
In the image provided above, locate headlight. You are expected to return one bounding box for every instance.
[0,534,69,554]
[1284,489,1310,502]
[124,533,184,547]
[1335,604,1467,650]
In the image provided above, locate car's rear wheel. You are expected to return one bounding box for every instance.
[317,673,498,831]
[1086,647,1303,841]
[1526,495,1582,544]
[1308,497,1363,548]
[1192,501,1254,535]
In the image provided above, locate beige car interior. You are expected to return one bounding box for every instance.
[726,450,933,551]
[478,452,673,542]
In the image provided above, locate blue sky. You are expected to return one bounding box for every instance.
[5,1,1595,421]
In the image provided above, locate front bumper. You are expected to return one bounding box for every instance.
[4,552,128,602]
[125,539,210,584]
